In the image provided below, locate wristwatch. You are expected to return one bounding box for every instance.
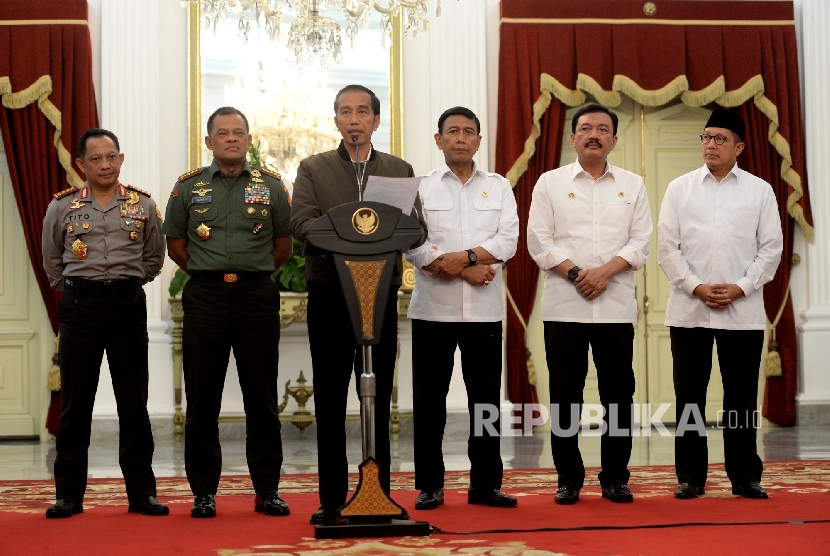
[567,266,582,283]
[466,249,478,265]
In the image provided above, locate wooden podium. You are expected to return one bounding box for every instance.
[305,200,430,539]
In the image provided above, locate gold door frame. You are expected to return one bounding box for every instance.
[186,5,404,169]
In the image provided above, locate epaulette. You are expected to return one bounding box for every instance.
[126,184,152,197]
[53,186,79,200]
[178,167,205,182]
[259,167,282,181]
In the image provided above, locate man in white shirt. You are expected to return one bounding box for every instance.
[657,108,783,500]
[528,104,653,505]
[406,106,519,510]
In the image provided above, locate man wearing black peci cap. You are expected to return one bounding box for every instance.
[42,128,167,518]
[657,107,783,500]
[164,106,293,518]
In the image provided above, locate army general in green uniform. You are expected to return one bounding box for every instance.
[164,106,293,519]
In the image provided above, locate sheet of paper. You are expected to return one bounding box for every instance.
[362,175,422,215]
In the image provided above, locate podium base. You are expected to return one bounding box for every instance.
[314,518,431,539]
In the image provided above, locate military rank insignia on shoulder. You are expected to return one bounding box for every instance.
[258,167,282,181]
[127,184,152,197]
[53,186,79,200]
[178,167,205,182]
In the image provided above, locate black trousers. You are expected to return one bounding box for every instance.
[670,326,764,488]
[412,320,504,491]
[54,285,156,502]
[306,283,398,509]
[544,321,635,489]
[182,277,283,496]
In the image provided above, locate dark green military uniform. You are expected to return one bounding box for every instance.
[163,160,291,498]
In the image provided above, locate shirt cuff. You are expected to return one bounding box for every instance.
[682,275,703,297]
[736,277,754,298]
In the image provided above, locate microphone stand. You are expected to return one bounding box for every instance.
[351,134,375,464]
[351,135,364,201]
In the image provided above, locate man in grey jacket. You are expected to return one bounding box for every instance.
[290,84,424,525]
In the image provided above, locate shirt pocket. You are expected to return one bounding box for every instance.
[732,204,760,240]
[120,219,145,239]
[473,197,502,232]
[66,221,93,237]
[243,205,273,235]
[423,198,454,231]
[190,206,217,224]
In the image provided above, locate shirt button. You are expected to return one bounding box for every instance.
[229,255,234,259]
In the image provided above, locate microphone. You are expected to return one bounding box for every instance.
[351,135,364,201]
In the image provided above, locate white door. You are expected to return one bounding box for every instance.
[0,137,51,437]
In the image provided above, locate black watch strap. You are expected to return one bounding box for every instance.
[466,249,477,264]
[567,266,581,283]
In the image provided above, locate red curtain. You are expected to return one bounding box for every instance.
[0,0,99,433]
[497,0,812,425]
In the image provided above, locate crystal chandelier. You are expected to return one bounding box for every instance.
[179,0,449,68]
[223,62,342,184]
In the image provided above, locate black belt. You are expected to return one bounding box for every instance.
[64,277,142,297]
[189,271,272,283]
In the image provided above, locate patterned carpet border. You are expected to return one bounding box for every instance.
[1,460,828,513]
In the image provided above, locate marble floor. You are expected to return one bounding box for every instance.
[0,417,828,483]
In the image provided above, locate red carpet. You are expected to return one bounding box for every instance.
[1,461,829,555]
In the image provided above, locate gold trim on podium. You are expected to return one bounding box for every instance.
[345,260,387,340]
[339,458,406,518]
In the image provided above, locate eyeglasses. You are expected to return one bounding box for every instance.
[700,133,729,145]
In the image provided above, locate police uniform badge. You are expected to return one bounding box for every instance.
[129,231,139,241]
[71,239,88,259]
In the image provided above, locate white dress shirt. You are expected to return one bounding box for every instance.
[527,161,653,323]
[657,163,783,330]
[405,162,519,322]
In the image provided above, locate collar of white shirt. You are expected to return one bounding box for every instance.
[701,163,741,184]
[571,160,614,181]
[438,160,486,183]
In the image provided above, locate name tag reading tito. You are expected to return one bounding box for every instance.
[192,196,212,204]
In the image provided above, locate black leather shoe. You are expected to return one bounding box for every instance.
[310,505,341,525]
[467,487,518,508]
[128,496,169,516]
[254,491,290,516]
[732,481,768,499]
[191,494,217,518]
[45,499,83,518]
[414,488,444,510]
[674,483,705,499]
[602,484,634,503]
[554,486,580,505]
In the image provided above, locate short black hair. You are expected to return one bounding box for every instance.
[571,103,619,136]
[77,128,120,159]
[207,106,250,135]
[437,106,481,135]
[334,84,380,116]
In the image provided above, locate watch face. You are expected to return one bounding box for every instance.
[468,250,477,263]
